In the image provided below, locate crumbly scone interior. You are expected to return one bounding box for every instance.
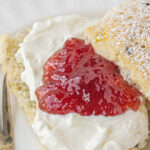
[0,33,36,124]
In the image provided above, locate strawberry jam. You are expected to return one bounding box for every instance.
[35,38,141,116]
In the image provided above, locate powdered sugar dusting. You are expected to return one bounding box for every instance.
[93,0,150,79]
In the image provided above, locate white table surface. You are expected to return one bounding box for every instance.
[0,0,150,150]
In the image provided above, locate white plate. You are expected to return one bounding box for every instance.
[0,0,150,150]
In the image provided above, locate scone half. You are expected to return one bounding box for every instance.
[85,0,150,101]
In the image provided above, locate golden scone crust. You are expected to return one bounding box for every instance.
[85,0,150,100]
[0,34,36,124]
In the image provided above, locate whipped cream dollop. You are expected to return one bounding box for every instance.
[33,105,148,150]
[15,15,149,150]
[16,15,96,101]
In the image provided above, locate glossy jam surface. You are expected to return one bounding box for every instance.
[35,38,141,116]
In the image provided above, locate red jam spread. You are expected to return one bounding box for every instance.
[35,38,141,116]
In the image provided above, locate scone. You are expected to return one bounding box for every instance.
[0,1,149,150]
[85,0,150,101]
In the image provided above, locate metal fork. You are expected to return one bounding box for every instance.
[0,75,13,150]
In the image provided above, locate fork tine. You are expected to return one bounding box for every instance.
[2,75,13,138]
[0,74,13,150]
